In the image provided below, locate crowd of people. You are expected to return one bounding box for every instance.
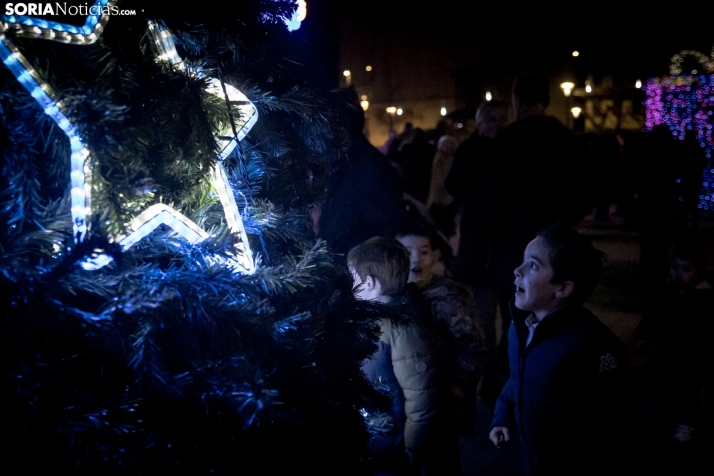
[311,73,712,475]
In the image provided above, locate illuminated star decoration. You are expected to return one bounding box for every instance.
[645,49,714,211]
[0,0,120,242]
[0,1,257,273]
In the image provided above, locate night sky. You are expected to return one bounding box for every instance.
[322,1,714,81]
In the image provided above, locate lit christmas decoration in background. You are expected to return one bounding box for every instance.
[1,2,257,272]
[644,49,714,211]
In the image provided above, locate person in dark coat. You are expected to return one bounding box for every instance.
[445,99,510,402]
[489,224,639,476]
[484,73,594,387]
[318,88,408,257]
[633,241,713,475]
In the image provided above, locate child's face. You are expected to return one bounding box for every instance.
[396,235,435,287]
[513,237,565,320]
[669,257,702,291]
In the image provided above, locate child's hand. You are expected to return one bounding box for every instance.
[489,426,510,448]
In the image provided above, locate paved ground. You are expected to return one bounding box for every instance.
[457,212,714,475]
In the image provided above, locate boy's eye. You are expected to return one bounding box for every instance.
[529,262,538,270]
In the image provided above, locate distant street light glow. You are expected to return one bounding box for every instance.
[386,106,397,114]
[560,82,575,97]
[343,70,351,86]
[572,51,580,57]
[365,65,372,71]
[440,107,447,116]
[585,82,592,93]
[485,91,492,101]
[571,106,582,118]
[635,79,642,89]
[397,108,403,115]
[361,100,369,111]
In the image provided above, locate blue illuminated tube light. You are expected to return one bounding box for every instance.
[0,0,116,45]
[0,7,257,274]
[0,35,90,242]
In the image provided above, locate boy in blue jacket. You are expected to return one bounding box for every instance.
[489,223,636,475]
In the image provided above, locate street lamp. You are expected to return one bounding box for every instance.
[560,82,575,97]
[343,70,351,86]
[571,106,582,118]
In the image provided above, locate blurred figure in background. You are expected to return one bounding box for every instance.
[426,117,461,240]
[445,99,510,402]
[318,87,408,257]
[484,72,594,388]
[388,123,436,206]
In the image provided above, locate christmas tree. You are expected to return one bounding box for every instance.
[0,1,388,473]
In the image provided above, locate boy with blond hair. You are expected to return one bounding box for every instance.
[348,236,440,474]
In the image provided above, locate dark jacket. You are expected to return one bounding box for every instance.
[491,302,636,476]
[319,135,408,256]
[486,115,593,282]
[444,132,498,286]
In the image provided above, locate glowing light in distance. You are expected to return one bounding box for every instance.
[571,106,582,118]
[560,82,575,97]
[572,51,580,57]
[585,82,592,93]
[296,0,307,21]
[361,95,367,100]
[386,106,397,114]
[360,100,369,111]
[284,0,307,31]
[396,108,403,115]
[635,79,642,89]
[365,65,372,71]
[440,107,447,116]
[343,70,351,77]
[485,91,492,101]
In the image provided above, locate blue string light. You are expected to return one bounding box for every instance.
[1,1,115,45]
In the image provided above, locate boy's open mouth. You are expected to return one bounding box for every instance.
[515,285,525,294]
[411,267,422,273]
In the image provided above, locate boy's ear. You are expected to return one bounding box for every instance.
[554,281,574,299]
[363,275,376,290]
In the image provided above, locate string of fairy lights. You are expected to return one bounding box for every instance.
[645,49,714,211]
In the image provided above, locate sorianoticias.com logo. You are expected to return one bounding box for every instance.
[4,3,136,16]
